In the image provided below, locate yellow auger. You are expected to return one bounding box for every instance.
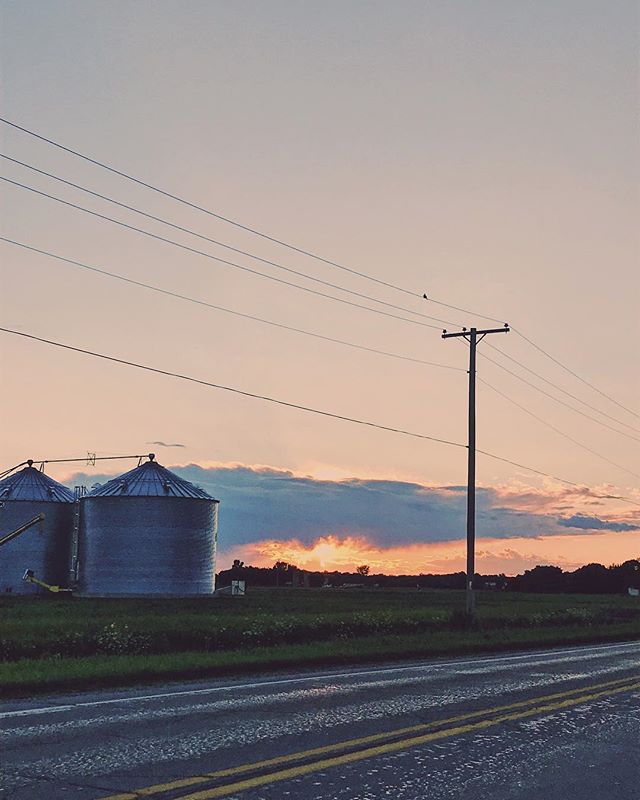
[22,569,73,595]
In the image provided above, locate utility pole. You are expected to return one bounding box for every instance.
[442,324,509,619]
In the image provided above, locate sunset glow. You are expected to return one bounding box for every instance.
[223,530,640,577]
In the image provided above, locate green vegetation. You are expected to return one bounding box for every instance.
[1,588,639,697]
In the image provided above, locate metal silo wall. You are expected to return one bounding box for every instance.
[0,501,74,594]
[78,497,216,596]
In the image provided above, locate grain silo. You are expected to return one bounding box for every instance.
[77,454,219,596]
[0,461,75,594]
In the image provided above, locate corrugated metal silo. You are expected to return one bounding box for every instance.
[78,455,219,596]
[0,462,75,594]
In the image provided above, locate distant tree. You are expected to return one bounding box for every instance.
[228,559,246,579]
[356,565,370,576]
[609,559,640,592]
[568,563,611,594]
[511,565,566,593]
[273,561,297,586]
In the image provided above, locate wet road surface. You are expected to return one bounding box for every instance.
[1,640,639,799]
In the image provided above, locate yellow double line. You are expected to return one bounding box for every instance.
[102,673,640,800]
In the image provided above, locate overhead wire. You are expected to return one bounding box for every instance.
[0,153,457,328]
[422,312,640,424]
[477,349,640,444]
[0,116,422,299]
[0,237,464,372]
[473,446,637,505]
[511,326,640,420]
[0,326,466,449]
[0,176,442,331]
[7,237,636,490]
[4,178,634,448]
[478,377,640,480]
[449,337,640,502]
[486,341,640,435]
[2,117,635,422]
[422,294,505,325]
[2,325,638,506]
[0,118,510,327]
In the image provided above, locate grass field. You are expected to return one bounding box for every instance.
[1,588,639,697]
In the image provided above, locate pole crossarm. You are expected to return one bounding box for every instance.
[442,323,510,619]
[442,325,509,339]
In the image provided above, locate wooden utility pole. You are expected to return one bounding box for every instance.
[442,324,509,618]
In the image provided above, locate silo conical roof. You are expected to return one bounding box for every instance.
[87,457,215,499]
[0,464,74,502]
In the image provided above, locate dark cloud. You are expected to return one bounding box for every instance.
[168,466,631,548]
[558,514,640,533]
[146,441,186,448]
[65,464,637,552]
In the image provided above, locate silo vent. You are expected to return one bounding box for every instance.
[86,460,214,499]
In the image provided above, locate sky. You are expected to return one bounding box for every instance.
[1,1,638,574]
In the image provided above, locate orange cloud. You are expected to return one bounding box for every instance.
[488,479,640,519]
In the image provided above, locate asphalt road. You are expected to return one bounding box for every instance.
[1,640,639,800]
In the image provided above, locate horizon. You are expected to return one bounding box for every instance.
[40,457,640,578]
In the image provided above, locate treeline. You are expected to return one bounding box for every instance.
[217,559,640,595]
[509,562,640,594]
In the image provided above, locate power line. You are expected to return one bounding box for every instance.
[2,325,638,505]
[477,348,640,445]
[7,189,635,468]
[510,327,640,420]
[13,115,630,419]
[474,446,636,505]
[3,167,637,489]
[422,294,505,325]
[4,117,633,420]
[0,153,457,328]
[0,326,465,448]
[0,117,512,329]
[0,176,442,331]
[478,377,640,480]
[422,305,640,424]
[0,116,423,299]
[0,237,464,373]
[486,341,640,435]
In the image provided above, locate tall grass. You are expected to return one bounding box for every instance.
[1,588,638,696]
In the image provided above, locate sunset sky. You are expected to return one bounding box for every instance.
[1,1,638,575]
